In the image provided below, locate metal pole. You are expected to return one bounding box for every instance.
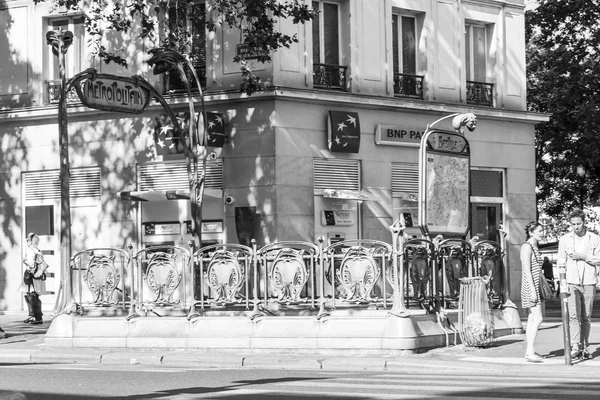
[559,266,572,365]
[47,30,73,315]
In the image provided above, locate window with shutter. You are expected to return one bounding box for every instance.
[313,158,360,193]
[392,162,418,199]
[23,167,101,201]
[139,159,223,191]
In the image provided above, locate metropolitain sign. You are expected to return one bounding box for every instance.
[74,74,151,113]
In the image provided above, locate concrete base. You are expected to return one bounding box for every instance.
[45,307,523,353]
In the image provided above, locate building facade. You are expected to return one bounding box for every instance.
[0,0,545,313]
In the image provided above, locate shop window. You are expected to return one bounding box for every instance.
[25,205,54,236]
[44,15,86,104]
[164,2,206,93]
[392,13,424,99]
[312,1,347,90]
[465,22,494,106]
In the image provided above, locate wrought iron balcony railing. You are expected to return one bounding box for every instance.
[46,80,80,105]
[313,63,347,91]
[466,80,494,107]
[393,73,424,99]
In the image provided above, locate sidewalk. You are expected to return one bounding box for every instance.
[1,298,600,373]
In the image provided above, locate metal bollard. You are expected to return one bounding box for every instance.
[558,266,571,365]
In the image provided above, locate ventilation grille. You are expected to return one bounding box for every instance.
[392,162,418,196]
[24,167,101,201]
[313,159,360,192]
[139,159,223,191]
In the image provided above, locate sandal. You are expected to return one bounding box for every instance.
[525,353,543,363]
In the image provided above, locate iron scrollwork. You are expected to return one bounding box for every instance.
[269,248,309,304]
[146,252,183,305]
[85,254,120,306]
[473,241,504,305]
[205,250,245,304]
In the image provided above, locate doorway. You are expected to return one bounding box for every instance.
[471,203,503,242]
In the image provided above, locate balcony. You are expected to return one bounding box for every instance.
[466,81,494,107]
[313,63,347,91]
[393,73,424,100]
[45,80,80,105]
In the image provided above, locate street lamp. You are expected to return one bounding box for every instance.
[46,29,73,316]
[427,112,478,135]
[577,164,586,210]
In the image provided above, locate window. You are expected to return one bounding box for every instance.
[165,2,206,93]
[392,13,423,98]
[465,23,494,106]
[464,23,487,82]
[45,16,86,104]
[392,15,416,76]
[25,206,54,236]
[471,170,503,198]
[312,1,346,90]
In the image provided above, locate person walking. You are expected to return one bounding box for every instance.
[557,209,600,360]
[521,221,546,362]
[20,232,49,324]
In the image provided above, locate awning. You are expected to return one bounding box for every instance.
[118,190,190,202]
[118,189,223,202]
[323,189,376,201]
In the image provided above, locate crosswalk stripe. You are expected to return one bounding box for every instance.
[374,373,600,383]
[462,356,600,366]
[274,380,600,397]
[339,376,600,387]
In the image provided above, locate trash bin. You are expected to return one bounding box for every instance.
[458,277,494,347]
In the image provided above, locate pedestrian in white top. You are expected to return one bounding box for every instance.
[557,209,600,359]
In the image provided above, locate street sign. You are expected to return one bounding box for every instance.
[74,74,151,113]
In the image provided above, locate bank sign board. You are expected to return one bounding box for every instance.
[74,74,151,113]
[375,124,424,147]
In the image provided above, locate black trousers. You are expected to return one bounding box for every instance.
[24,291,43,320]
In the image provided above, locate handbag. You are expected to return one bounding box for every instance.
[33,260,49,279]
[540,273,554,301]
[23,269,34,286]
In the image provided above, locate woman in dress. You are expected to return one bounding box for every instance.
[21,232,47,324]
[521,221,545,362]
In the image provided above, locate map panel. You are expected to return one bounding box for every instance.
[425,153,469,235]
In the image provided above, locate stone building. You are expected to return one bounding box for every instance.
[0,0,546,313]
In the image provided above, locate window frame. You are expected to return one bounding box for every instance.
[392,13,418,75]
[312,0,342,66]
[464,22,488,82]
[470,167,505,204]
[163,1,207,93]
[45,15,86,81]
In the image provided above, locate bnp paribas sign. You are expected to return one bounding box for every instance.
[74,73,151,113]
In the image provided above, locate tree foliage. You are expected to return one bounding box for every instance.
[34,0,316,95]
[526,1,600,217]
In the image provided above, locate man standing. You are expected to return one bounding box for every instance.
[557,209,600,359]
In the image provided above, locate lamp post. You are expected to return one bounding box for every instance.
[46,29,73,315]
[577,165,586,210]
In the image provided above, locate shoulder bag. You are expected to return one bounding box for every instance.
[539,271,554,301]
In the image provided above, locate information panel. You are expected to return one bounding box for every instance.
[425,153,469,235]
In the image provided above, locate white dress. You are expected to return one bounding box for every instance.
[20,245,48,295]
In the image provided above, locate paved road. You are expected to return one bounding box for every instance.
[1,363,600,400]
